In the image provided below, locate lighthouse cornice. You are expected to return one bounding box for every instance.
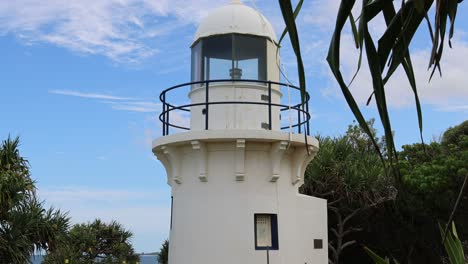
[152,130,318,186]
[152,129,319,150]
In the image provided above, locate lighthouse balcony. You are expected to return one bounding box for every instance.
[159,79,312,136]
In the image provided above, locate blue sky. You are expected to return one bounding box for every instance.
[0,0,467,252]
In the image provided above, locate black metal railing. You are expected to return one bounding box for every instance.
[159,79,311,136]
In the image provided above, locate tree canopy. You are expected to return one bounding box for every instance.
[399,121,468,217]
[44,219,139,264]
[0,136,69,264]
[157,239,169,264]
[301,120,468,263]
[301,120,396,263]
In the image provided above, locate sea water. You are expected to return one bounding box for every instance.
[30,255,158,263]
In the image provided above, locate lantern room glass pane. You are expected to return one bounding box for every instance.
[234,35,266,80]
[191,41,202,82]
[195,34,267,82]
[203,35,232,80]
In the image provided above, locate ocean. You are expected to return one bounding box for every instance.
[30,255,158,264]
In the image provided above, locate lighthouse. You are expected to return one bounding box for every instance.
[152,1,328,263]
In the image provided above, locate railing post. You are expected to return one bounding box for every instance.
[268,82,272,130]
[162,93,166,136]
[306,95,310,136]
[266,247,270,264]
[298,106,302,134]
[205,81,209,130]
[166,105,170,136]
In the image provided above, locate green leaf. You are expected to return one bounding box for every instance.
[380,1,432,74]
[362,0,399,165]
[364,246,391,264]
[400,55,425,144]
[414,0,425,13]
[278,0,304,46]
[348,12,364,87]
[326,0,387,169]
[378,2,425,146]
[349,13,360,49]
[447,0,459,48]
[439,222,466,264]
[278,0,306,104]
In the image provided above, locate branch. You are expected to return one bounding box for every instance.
[328,198,343,207]
[343,208,361,226]
[341,240,356,250]
[330,228,339,238]
[329,243,336,251]
[329,243,337,257]
[342,227,363,237]
[328,206,339,213]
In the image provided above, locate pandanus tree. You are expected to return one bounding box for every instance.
[301,121,397,264]
[0,136,69,263]
[278,0,464,175]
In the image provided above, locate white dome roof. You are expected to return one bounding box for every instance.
[193,1,277,45]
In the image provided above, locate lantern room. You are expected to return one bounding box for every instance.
[191,0,277,82]
[159,0,312,135]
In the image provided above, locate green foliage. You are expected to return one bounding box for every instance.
[278,0,306,101]
[44,219,139,264]
[0,136,69,264]
[365,222,467,264]
[301,120,467,263]
[399,121,468,216]
[302,120,396,263]
[442,121,468,146]
[157,240,169,264]
[279,0,464,177]
[302,120,395,208]
[440,222,467,264]
[355,120,467,263]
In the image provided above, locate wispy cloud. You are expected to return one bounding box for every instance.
[49,89,136,101]
[107,101,160,113]
[328,35,468,110]
[40,186,164,204]
[437,105,468,113]
[0,0,228,63]
[96,156,108,161]
[295,1,468,112]
[49,89,160,113]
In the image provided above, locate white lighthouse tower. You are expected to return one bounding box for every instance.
[152,1,328,263]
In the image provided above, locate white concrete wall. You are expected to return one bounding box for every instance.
[189,83,282,131]
[266,40,280,84]
[154,136,327,264]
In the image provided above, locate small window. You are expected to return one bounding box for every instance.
[254,214,278,250]
[314,239,323,249]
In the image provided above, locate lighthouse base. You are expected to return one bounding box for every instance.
[153,130,328,264]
